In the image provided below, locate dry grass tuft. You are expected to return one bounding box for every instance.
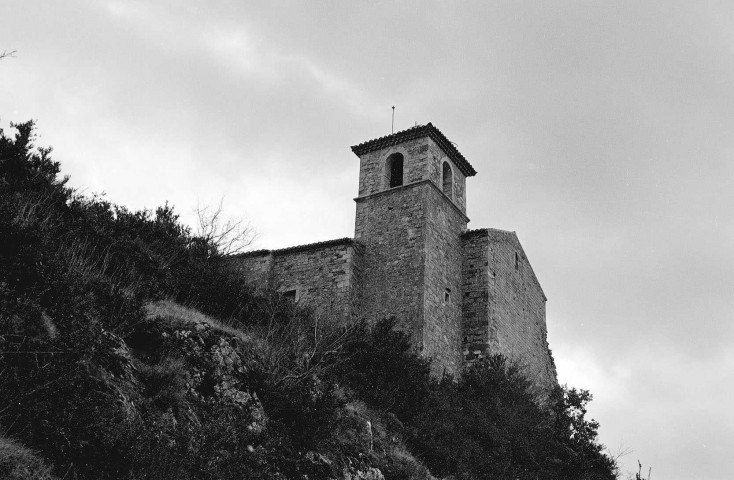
[145,300,251,341]
[0,436,57,480]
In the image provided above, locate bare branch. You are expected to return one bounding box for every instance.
[0,50,17,60]
[195,198,256,255]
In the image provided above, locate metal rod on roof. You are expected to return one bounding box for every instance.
[392,106,395,134]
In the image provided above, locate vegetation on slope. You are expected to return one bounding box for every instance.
[0,121,617,479]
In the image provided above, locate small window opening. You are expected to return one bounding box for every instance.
[386,153,404,188]
[444,288,451,303]
[442,161,453,199]
[515,252,519,271]
[282,289,297,302]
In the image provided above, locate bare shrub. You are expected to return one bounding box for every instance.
[195,199,255,256]
[254,296,354,390]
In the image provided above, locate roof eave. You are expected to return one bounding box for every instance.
[351,123,477,177]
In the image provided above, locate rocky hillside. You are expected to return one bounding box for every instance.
[0,121,617,480]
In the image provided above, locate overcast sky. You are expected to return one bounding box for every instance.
[2,1,733,478]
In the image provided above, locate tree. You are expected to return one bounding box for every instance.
[195,198,255,256]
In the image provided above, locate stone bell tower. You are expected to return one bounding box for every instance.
[350,123,477,375]
[232,122,556,391]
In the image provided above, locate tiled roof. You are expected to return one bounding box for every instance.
[462,227,514,238]
[230,237,356,257]
[272,237,355,255]
[350,123,477,177]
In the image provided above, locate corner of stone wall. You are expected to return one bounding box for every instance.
[484,229,558,393]
[349,241,366,320]
[225,251,274,289]
[461,230,491,365]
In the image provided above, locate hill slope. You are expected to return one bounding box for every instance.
[0,121,617,480]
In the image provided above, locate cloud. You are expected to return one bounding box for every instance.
[3,2,734,478]
[557,341,734,478]
[288,55,383,119]
[203,27,263,76]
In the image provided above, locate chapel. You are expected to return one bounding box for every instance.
[231,123,557,391]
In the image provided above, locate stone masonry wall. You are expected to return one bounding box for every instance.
[462,229,557,393]
[356,139,429,197]
[228,239,362,320]
[422,184,467,377]
[230,250,273,285]
[461,231,491,362]
[354,183,428,349]
[426,142,467,214]
[356,138,467,215]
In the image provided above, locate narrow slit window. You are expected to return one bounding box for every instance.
[444,288,451,303]
[386,153,404,188]
[515,252,519,271]
[442,161,453,199]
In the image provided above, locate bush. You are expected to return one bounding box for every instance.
[407,357,616,480]
[330,320,617,480]
[0,121,261,478]
[333,318,432,422]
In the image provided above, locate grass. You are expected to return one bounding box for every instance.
[0,436,56,480]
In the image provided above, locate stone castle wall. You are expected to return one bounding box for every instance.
[461,229,557,392]
[228,239,363,320]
